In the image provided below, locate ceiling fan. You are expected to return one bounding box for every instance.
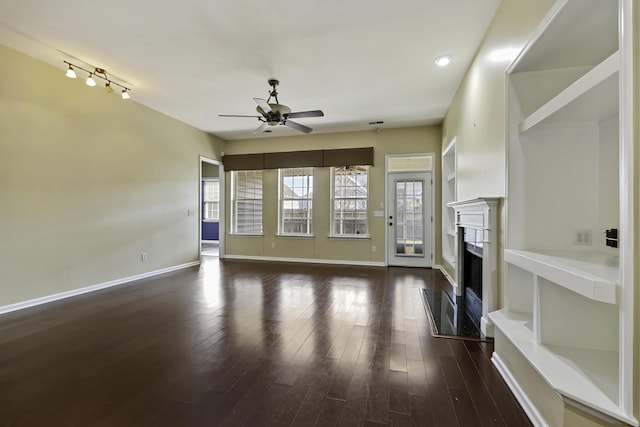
[219,79,324,134]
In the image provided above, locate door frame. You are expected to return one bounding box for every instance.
[199,156,225,258]
[385,153,435,267]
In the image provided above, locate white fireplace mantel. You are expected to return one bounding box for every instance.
[447,197,501,337]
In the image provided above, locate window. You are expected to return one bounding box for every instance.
[231,170,263,234]
[279,167,313,235]
[331,166,368,236]
[202,179,219,221]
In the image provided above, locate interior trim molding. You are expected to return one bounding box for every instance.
[436,264,456,289]
[224,254,385,268]
[0,261,201,316]
[491,353,544,427]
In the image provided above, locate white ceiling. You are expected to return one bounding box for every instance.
[0,0,500,140]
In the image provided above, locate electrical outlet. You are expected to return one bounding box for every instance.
[371,245,377,253]
[271,242,276,249]
[574,230,593,245]
[141,252,149,262]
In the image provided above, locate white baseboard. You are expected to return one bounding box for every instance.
[224,254,386,268]
[491,353,547,427]
[481,316,495,338]
[0,261,201,316]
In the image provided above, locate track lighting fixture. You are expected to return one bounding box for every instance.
[63,61,131,99]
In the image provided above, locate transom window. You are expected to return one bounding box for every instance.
[331,166,368,237]
[279,167,313,235]
[231,170,263,234]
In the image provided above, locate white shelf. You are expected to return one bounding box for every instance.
[511,0,618,73]
[504,249,619,304]
[443,254,455,268]
[443,139,456,157]
[489,309,636,426]
[519,51,619,133]
[441,137,456,277]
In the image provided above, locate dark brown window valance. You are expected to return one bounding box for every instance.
[223,147,373,171]
[322,147,374,167]
[264,150,324,169]
[221,153,265,171]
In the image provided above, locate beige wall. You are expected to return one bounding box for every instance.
[0,44,225,307]
[223,126,442,264]
[635,0,639,418]
[202,162,219,178]
[442,0,555,201]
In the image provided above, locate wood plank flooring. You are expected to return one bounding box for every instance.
[0,258,531,426]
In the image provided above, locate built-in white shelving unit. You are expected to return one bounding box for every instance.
[491,0,636,425]
[441,138,456,270]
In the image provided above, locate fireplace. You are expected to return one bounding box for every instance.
[447,198,500,337]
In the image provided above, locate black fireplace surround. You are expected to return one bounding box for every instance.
[462,237,483,332]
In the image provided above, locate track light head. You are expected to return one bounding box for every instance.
[105,82,114,93]
[121,89,130,100]
[86,74,96,87]
[65,64,76,79]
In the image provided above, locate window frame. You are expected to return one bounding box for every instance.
[330,165,370,238]
[202,178,220,222]
[231,170,263,235]
[278,167,314,237]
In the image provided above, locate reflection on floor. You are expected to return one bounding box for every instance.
[201,241,219,257]
[420,288,485,340]
[0,258,528,426]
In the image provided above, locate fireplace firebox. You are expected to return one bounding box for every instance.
[462,230,483,331]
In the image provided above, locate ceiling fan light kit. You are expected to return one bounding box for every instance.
[63,61,132,99]
[219,79,324,134]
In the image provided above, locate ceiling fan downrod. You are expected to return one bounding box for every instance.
[267,79,279,104]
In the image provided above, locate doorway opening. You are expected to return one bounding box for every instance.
[200,156,224,258]
[385,154,434,267]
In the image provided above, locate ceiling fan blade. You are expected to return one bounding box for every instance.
[286,110,324,119]
[285,120,313,134]
[254,122,268,134]
[253,98,272,113]
[219,114,262,118]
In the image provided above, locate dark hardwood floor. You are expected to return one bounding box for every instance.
[0,258,531,426]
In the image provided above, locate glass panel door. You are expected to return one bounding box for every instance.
[387,172,432,267]
[394,179,424,257]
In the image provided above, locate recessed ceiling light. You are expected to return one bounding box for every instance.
[488,47,520,63]
[435,56,452,67]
